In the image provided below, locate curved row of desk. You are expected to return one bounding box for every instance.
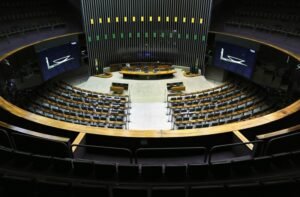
[0,31,299,140]
[0,31,300,196]
[1,96,300,138]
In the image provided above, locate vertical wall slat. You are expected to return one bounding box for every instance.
[81,0,212,74]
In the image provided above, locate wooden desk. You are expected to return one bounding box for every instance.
[0,97,300,138]
[167,82,184,90]
[120,69,176,80]
[95,72,113,78]
[119,64,176,80]
[112,82,129,90]
[0,120,69,142]
[110,86,124,94]
[256,124,300,140]
[170,86,186,93]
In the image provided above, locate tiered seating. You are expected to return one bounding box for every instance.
[0,100,300,195]
[0,121,300,196]
[224,0,300,38]
[0,0,69,41]
[0,121,72,158]
[255,124,300,155]
[168,81,278,129]
[23,81,130,129]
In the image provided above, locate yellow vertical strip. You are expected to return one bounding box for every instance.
[200,18,203,24]
[90,18,94,25]
[99,18,102,24]
[149,16,152,22]
[107,17,111,23]
[141,16,144,22]
[124,16,127,22]
[166,16,169,22]
[116,17,119,23]
[183,17,186,23]
[158,16,161,22]
[132,16,136,22]
[174,16,178,23]
[191,18,195,23]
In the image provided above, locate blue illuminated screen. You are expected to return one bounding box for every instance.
[213,41,257,79]
[38,42,81,81]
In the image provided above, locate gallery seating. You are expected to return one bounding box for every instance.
[168,80,278,129]
[23,81,130,129]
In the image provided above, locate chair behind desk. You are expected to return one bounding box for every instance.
[170,86,186,93]
[167,82,184,91]
[110,86,124,94]
[112,83,129,90]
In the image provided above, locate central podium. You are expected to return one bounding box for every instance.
[119,62,176,80]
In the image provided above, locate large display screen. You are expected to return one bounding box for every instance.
[213,41,257,79]
[38,41,81,81]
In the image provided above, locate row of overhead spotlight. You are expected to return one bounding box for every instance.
[90,16,204,25]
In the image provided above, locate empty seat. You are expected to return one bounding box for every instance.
[0,146,13,166]
[140,164,163,181]
[187,163,210,180]
[264,132,300,155]
[73,159,94,178]
[112,186,148,197]
[10,150,32,169]
[164,165,187,181]
[118,164,140,181]
[252,155,273,173]
[11,132,72,158]
[291,150,300,165]
[271,152,293,169]
[231,157,255,177]
[36,179,71,197]
[94,162,117,181]
[72,182,109,197]
[51,157,73,175]
[262,179,300,196]
[72,144,133,164]
[135,147,207,165]
[189,185,226,197]
[227,182,262,197]
[0,128,13,148]
[31,154,53,172]
[208,141,261,163]
[151,186,186,197]
[1,174,35,196]
[210,160,232,179]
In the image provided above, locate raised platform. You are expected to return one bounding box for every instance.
[95,72,113,78]
[120,69,176,80]
[119,64,176,80]
[183,71,201,77]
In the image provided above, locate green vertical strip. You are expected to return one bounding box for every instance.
[161,32,164,38]
[137,32,140,38]
[96,35,100,41]
[88,36,92,42]
[185,33,189,39]
[194,34,197,41]
[178,33,181,39]
[104,34,108,40]
[169,33,173,38]
[202,35,206,42]
[145,32,148,38]
[112,33,116,39]
[153,32,157,38]
[120,33,124,39]
[129,32,132,38]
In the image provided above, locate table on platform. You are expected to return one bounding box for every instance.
[119,65,176,80]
